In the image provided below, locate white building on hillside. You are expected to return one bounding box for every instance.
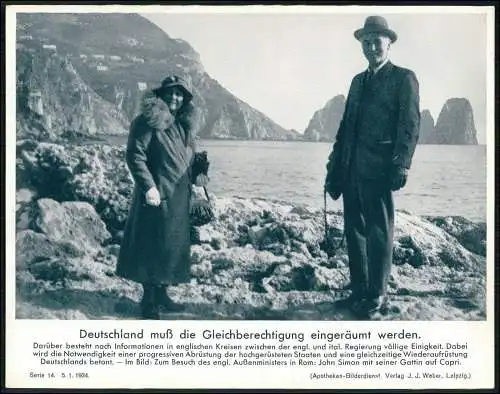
[42,44,57,51]
[131,56,145,63]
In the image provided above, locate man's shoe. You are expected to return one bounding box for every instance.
[335,291,366,308]
[354,296,387,315]
[365,296,386,313]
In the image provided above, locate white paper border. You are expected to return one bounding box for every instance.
[4,4,496,390]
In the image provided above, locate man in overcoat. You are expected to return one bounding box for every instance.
[325,16,421,315]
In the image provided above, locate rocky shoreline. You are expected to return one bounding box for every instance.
[15,141,487,320]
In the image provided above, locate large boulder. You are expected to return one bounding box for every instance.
[16,141,133,238]
[16,197,112,270]
[15,197,141,320]
[424,216,486,257]
[34,198,112,253]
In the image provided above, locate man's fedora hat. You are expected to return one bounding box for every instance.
[354,16,398,43]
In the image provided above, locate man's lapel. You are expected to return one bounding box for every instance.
[348,70,371,125]
[346,61,395,129]
[345,76,360,129]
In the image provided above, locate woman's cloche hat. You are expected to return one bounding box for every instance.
[354,15,398,43]
[153,74,194,102]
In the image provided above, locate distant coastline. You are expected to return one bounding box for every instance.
[73,134,487,146]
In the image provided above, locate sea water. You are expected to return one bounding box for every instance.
[103,137,487,222]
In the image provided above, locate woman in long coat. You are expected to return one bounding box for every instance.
[116,75,203,319]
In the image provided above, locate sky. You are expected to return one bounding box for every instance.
[142,8,491,143]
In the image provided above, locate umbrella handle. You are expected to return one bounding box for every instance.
[323,189,329,241]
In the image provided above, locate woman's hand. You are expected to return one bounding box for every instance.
[145,186,161,206]
[195,174,210,187]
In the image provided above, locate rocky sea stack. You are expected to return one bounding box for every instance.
[303,95,346,142]
[15,140,487,321]
[435,98,479,145]
[418,109,436,144]
[302,97,480,145]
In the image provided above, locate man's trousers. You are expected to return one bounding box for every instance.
[342,169,395,299]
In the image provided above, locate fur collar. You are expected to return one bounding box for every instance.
[139,89,200,137]
[140,90,174,131]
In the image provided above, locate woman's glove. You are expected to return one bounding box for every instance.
[192,151,210,184]
[145,186,161,206]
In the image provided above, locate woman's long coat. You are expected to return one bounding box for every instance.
[116,89,200,285]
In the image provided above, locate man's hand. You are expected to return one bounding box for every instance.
[390,167,408,191]
[145,186,161,206]
[325,178,342,201]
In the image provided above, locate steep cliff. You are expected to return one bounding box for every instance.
[303,95,346,142]
[16,47,129,141]
[16,13,296,141]
[201,90,299,140]
[418,109,437,144]
[435,98,478,145]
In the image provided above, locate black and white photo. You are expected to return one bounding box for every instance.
[12,8,490,322]
[4,4,496,391]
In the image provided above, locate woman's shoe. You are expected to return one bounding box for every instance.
[154,285,185,313]
[140,285,160,320]
[141,302,160,320]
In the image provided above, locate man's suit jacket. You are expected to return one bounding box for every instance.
[329,61,421,181]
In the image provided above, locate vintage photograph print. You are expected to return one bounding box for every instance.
[5,4,496,391]
[11,7,491,321]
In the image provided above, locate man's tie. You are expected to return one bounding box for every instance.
[366,69,375,83]
[363,70,375,92]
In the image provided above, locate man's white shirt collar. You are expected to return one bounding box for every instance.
[368,58,389,75]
